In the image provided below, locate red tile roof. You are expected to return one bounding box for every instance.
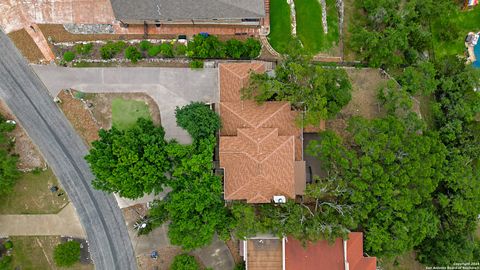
[219,63,303,203]
[285,233,376,270]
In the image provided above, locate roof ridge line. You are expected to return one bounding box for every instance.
[259,136,295,164]
[221,102,256,127]
[256,102,291,128]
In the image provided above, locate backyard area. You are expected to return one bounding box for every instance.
[295,0,339,54]
[268,0,294,53]
[268,0,340,55]
[0,169,68,215]
[432,6,480,58]
[112,98,152,130]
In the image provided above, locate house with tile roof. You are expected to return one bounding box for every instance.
[218,62,376,270]
[218,62,306,203]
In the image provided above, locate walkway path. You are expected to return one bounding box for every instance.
[0,204,85,237]
[32,65,219,144]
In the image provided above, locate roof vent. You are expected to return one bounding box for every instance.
[273,195,286,204]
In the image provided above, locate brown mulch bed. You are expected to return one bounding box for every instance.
[39,24,175,43]
[0,100,46,171]
[57,90,100,146]
[7,29,45,63]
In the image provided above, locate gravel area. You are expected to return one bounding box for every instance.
[64,24,114,34]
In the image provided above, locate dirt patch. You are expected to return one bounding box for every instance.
[87,93,161,130]
[327,68,388,136]
[0,100,46,171]
[7,29,45,63]
[137,246,183,270]
[57,90,100,146]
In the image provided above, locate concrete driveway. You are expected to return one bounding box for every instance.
[32,65,219,144]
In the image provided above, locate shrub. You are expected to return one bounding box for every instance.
[74,43,93,55]
[63,51,75,62]
[189,60,204,69]
[170,254,200,270]
[74,91,86,100]
[187,34,226,59]
[125,46,142,63]
[174,44,187,56]
[100,41,126,59]
[139,40,152,51]
[234,262,246,270]
[175,102,221,140]
[53,241,81,267]
[0,256,12,270]
[225,39,245,59]
[243,38,261,58]
[147,45,162,57]
[3,241,13,250]
[160,43,174,57]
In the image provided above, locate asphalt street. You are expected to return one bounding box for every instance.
[0,31,136,269]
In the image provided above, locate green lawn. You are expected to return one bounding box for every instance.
[9,236,93,270]
[295,0,339,54]
[268,0,294,53]
[111,98,151,130]
[433,6,480,58]
[0,169,68,215]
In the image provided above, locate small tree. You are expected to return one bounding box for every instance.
[53,241,81,267]
[170,254,200,270]
[125,46,142,63]
[63,51,75,62]
[175,102,220,140]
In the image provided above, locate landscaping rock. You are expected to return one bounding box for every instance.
[63,24,114,35]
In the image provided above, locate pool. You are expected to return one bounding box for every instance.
[474,44,480,68]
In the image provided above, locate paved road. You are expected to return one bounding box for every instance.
[0,31,136,270]
[33,65,219,144]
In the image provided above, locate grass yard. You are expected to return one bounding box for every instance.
[111,98,152,130]
[0,169,68,215]
[295,0,339,54]
[9,236,93,270]
[268,0,294,53]
[433,6,480,58]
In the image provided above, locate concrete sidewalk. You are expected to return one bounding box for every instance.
[0,203,85,237]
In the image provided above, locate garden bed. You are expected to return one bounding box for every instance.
[0,100,46,171]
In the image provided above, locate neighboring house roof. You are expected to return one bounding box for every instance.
[285,233,377,270]
[246,238,283,270]
[110,0,266,21]
[219,63,304,203]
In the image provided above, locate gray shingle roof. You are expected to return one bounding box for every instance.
[110,0,265,21]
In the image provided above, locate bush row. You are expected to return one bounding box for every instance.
[61,35,261,63]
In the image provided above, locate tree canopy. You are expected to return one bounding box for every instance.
[170,254,200,270]
[85,118,171,199]
[175,102,221,141]
[242,42,352,125]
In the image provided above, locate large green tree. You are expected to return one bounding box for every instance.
[85,118,171,199]
[242,42,352,125]
[175,102,221,141]
[415,57,480,265]
[307,116,447,257]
